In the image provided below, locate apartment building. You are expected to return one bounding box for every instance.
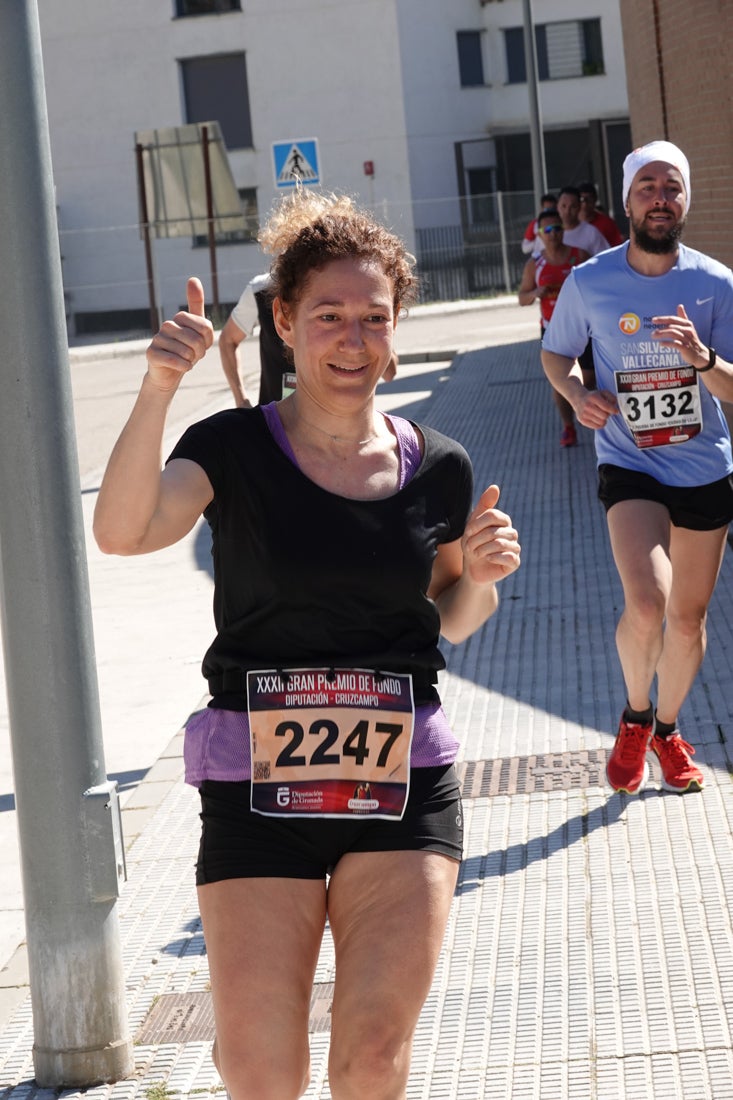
[36,0,630,335]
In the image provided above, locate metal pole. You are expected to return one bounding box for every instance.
[135,141,160,335]
[202,125,220,318]
[0,1,133,1086]
[522,0,547,209]
[496,191,512,293]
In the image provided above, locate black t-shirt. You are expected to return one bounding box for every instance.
[168,407,473,707]
[254,288,291,404]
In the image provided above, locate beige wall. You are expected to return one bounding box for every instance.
[619,0,733,267]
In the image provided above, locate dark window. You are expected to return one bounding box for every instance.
[535,25,548,81]
[582,19,604,76]
[193,187,259,247]
[175,0,241,15]
[505,27,526,84]
[494,133,532,190]
[180,53,253,149]
[467,168,495,224]
[74,308,152,336]
[494,127,593,192]
[457,31,484,87]
[504,19,604,83]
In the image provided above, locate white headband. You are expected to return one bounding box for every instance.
[622,140,691,213]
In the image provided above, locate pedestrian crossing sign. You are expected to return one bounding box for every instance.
[272,139,321,188]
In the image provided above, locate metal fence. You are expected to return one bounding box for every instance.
[59,190,536,339]
[414,191,534,304]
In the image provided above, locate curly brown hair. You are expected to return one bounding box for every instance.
[258,189,418,314]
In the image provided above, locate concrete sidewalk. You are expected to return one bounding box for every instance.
[2,324,733,1098]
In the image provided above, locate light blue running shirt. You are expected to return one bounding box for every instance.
[543,242,733,486]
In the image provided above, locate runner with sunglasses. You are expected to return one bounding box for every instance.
[518,208,590,446]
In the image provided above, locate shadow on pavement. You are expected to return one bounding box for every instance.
[457,796,629,891]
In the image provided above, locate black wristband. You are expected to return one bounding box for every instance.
[695,347,716,373]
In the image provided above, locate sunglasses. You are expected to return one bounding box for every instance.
[540,225,563,234]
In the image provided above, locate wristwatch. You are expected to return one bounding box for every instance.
[695,347,716,373]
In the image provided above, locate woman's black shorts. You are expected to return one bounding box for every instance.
[598,463,733,531]
[196,764,463,883]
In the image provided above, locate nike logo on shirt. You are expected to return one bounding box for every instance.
[696,296,714,305]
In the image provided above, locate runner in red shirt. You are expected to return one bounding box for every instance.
[578,181,625,247]
[518,207,590,446]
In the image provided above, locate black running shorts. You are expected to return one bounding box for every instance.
[598,464,733,531]
[196,764,464,883]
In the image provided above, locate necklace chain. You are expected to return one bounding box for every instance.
[297,413,381,447]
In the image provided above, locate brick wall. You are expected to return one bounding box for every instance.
[619,0,733,265]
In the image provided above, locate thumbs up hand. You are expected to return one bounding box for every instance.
[461,484,521,586]
[146,277,214,394]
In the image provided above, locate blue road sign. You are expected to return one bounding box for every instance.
[272,139,321,188]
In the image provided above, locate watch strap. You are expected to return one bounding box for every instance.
[695,346,716,373]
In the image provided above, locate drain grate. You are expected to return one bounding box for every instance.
[136,992,215,1044]
[456,749,617,797]
[136,982,335,1043]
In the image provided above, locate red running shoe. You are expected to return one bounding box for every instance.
[560,424,577,447]
[651,732,704,793]
[606,713,653,794]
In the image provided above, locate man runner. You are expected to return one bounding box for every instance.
[542,140,733,794]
